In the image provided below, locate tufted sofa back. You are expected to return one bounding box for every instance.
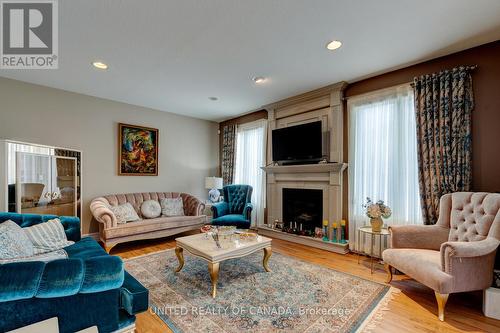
[100,192,204,218]
[222,185,253,214]
[441,192,500,242]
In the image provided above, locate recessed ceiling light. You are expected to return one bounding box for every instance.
[253,76,266,84]
[209,97,218,101]
[326,40,342,51]
[92,61,108,70]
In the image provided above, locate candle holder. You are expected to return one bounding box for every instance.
[340,220,347,244]
[331,222,338,243]
[322,219,329,241]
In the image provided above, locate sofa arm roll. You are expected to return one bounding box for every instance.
[0,261,45,302]
[90,197,117,229]
[37,259,84,298]
[389,224,450,250]
[181,193,205,216]
[80,255,124,293]
[243,203,253,221]
[212,202,229,218]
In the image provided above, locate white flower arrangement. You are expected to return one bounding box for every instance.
[363,198,392,219]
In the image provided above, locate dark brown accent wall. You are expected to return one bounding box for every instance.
[345,40,500,193]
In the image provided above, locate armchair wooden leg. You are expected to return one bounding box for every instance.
[384,263,393,283]
[434,291,449,321]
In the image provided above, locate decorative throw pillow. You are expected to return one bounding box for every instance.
[141,200,162,219]
[160,197,185,217]
[0,220,34,259]
[109,202,140,224]
[23,218,74,254]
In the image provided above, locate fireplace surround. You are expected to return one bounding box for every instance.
[259,82,349,254]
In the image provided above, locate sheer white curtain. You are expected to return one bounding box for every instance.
[348,85,422,253]
[234,119,267,227]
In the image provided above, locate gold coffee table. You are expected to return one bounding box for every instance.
[174,233,272,297]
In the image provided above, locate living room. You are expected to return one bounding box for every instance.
[0,1,499,332]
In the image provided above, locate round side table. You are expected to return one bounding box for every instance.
[357,226,390,274]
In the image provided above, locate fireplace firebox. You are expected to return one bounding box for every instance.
[282,188,323,232]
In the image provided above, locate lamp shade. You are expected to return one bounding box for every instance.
[205,177,223,189]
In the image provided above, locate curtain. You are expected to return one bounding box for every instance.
[413,66,474,225]
[234,120,267,227]
[348,85,422,254]
[221,124,236,185]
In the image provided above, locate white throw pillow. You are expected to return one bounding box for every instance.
[109,202,141,224]
[160,197,185,217]
[141,200,162,219]
[23,218,74,254]
[0,220,34,259]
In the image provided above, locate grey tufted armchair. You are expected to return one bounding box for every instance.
[382,192,500,321]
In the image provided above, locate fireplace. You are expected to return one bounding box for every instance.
[282,188,323,232]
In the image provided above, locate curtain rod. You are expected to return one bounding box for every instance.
[410,65,478,87]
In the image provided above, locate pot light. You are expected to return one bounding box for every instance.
[209,97,218,101]
[92,61,108,70]
[253,76,266,84]
[326,40,342,51]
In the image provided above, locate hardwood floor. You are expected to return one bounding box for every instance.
[112,234,500,333]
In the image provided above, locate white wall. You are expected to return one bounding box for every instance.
[0,77,219,234]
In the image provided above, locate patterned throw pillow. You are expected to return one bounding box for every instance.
[0,220,35,259]
[141,200,162,219]
[160,197,185,217]
[109,202,141,224]
[23,218,74,254]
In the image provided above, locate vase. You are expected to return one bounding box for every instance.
[370,217,383,232]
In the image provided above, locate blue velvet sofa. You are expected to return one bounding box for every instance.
[0,212,148,333]
[211,184,253,229]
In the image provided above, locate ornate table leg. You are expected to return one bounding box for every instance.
[208,262,220,298]
[175,247,184,272]
[263,247,272,272]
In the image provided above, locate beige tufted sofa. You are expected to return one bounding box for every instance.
[90,192,206,252]
[382,192,500,321]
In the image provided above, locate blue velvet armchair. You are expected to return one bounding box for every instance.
[0,212,149,333]
[211,184,253,229]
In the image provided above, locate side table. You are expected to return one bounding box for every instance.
[357,226,390,274]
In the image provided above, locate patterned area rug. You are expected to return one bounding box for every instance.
[125,249,390,333]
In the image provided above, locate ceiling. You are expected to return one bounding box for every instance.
[1,0,500,122]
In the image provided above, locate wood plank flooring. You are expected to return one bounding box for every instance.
[111,234,500,333]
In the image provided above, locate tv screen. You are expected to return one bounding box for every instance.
[272,121,322,164]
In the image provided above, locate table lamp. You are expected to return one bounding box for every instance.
[205,177,223,203]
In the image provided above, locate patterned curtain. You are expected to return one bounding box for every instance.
[221,124,236,185]
[413,66,475,224]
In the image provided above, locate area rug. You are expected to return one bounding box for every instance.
[125,249,391,333]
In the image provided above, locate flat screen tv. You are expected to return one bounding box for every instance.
[272,121,323,165]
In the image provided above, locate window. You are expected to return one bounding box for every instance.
[348,85,422,251]
[234,119,267,227]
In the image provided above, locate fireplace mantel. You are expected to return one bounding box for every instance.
[262,163,347,174]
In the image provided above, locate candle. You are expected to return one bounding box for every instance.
[332,222,338,228]
[341,220,346,226]
[322,219,329,227]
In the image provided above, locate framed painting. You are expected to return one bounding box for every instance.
[118,123,159,176]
